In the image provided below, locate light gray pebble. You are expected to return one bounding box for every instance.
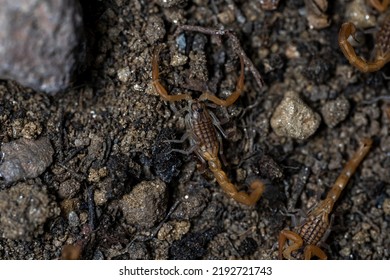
[270,91,321,140]
[145,15,166,45]
[170,51,188,67]
[321,96,350,128]
[68,211,80,228]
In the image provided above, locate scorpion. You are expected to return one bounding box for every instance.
[339,10,390,72]
[152,46,265,206]
[278,138,372,259]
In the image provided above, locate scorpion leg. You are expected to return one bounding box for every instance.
[194,149,209,174]
[339,23,386,72]
[170,143,199,156]
[209,110,229,139]
[278,229,303,260]
[199,56,244,107]
[152,46,192,102]
[304,245,327,260]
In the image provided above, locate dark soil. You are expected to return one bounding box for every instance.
[0,0,389,260]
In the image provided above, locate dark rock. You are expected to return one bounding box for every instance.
[257,154,284,181]
[0,0,85,93]
[169,227,220,260]
[151,128,182,183]
[237,237,258,256]
[302,56,333,84]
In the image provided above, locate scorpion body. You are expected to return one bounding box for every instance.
[186,102,265,206]
[279,138,373,259]
[152,45,265,206]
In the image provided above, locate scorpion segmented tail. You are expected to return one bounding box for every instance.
[326,138,373,205]
[207,154,265,206]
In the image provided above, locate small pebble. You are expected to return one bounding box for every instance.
[21,121,42,139]
[0,137,54,183]
[339,247,351,258]
[145,15,166,45]
[158,0,187,8]
[117,66,131,83]
[345,0,376,29]
[0,182,58,240]
[383,198,390,216]
[303,56,333,84]
[217,8,235,24]
[320,96,350,128]
[176,33,187,52]
[120,179,168,228]
[270,91,321,140]
[170,51,188,67]
[127,242,150,260]
[170,188,208,220]
[58,178,81,199]
[157,220,190,243]
[68,211,80,228]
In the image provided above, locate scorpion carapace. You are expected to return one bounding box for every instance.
[278,138,373,260]
[152,46,265,206]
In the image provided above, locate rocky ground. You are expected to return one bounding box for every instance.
[0,0,389,260]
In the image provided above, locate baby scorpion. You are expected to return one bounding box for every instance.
[278,138,372,259]
[152,46,265,206]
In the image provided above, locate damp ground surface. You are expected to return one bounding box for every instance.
[0,0,389,260]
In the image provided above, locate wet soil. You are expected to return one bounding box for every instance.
[0,0,389,260]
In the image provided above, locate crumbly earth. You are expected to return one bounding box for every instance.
[0,0,389,260]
